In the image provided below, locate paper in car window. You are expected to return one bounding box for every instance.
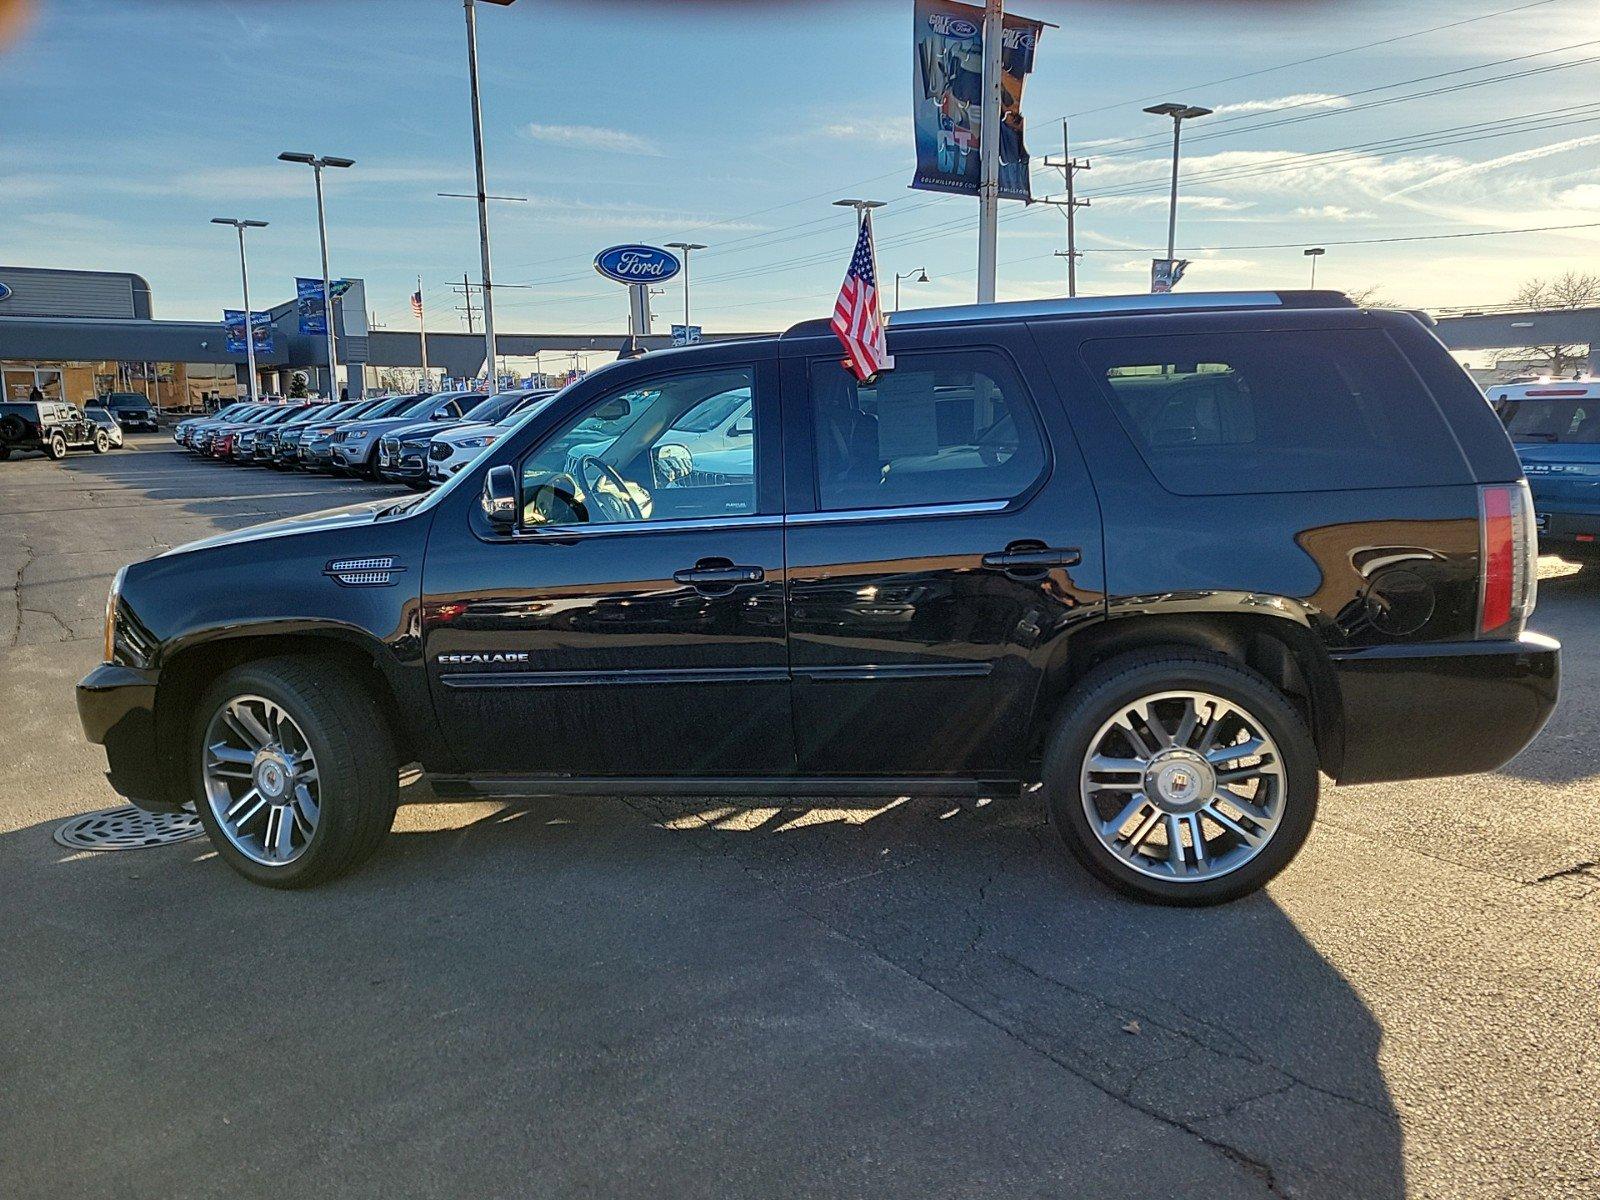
[872,373,942,459]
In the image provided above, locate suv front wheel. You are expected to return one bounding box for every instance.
[191,656,398,887]
[1043,649,1318,906]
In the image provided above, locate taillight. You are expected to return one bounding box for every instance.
[1478,481,1537,638]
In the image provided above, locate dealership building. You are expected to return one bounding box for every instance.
[0,265,375,408]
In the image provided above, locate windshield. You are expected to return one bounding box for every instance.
[106,394,147,408]
[398,393,444,418]
[255,407,299,426]
[671,388,749,434]
[1498,399,1600,444]
[358,396,416,421]
[87,407,114,421]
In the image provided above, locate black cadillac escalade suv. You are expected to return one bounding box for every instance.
[77,292,1559,903]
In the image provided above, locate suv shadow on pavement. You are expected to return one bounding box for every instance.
[2,789,1404,1200]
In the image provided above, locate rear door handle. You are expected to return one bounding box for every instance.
[981,542,1081,575]
[674,559,766,590]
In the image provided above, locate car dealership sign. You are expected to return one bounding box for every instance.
[594,244,681,285]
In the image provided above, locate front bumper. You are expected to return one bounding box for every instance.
[1328,632,1559,784]
[302,440,337,468]
[76,662,177,811]
[379,446,429,482]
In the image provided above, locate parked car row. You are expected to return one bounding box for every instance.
[170,389,560,487]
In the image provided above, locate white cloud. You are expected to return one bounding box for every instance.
[1384,134,1600,200]
[1092,194,1252,212]
[1292,205,1373,221]
[524,122,661,156]
[1211,93,1352,117]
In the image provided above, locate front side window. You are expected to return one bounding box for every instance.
[809,351,1047,511]
[518,367,757,527]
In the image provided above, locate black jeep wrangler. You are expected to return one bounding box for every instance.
[0,400,112,460]
[77,291,1559,903]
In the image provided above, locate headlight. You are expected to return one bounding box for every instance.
[103,566,126,664]
[459,434,497,449]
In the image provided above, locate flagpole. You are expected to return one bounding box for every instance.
[976,0,1003,304]
[416,275,430,388]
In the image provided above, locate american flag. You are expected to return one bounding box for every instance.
[410,289,424,319]
[831,217,891,382]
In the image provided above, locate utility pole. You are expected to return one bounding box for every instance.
[665,241,707,333]
[1041,119,1090,296]
[461,0,518,383]
[975,0,1003,304]
[454,273,478,333]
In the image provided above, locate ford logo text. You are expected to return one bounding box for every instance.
[594,244,682,285]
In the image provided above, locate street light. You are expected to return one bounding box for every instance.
[1304,246,1326,288]
[1143,102,1212,267]
[211,218,268,405]
[277,151,353,397]
[894,267,929,312]
[665,242,707,333]
[463,0,516,384]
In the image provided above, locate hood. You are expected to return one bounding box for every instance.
[386,417,462,443]
[339,415,432,437]
[160,496,403,558]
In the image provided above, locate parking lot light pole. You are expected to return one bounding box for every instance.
[894,268,929,312]
[211,218,268,405]
[464,0,516,385]
[1143,102,1212,266]
[1305,246,1326,288]
[278,151,354,397]
[665,242,707,331]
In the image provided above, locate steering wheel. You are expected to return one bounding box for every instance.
[526,471,589,526]
[574,455,645,523]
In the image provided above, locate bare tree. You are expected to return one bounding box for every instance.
[1346,284,1396,308]
[1494,271,1600,377]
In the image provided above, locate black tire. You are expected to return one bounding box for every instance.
[190,656,398,888]
[0,447,10,461]
[1042,648,1319,906]
[93,429,110,453]
[45,432,67,460]
[0,414,24,442]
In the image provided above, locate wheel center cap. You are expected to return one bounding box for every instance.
[254,755,290,801]
[1145,750,1214,814]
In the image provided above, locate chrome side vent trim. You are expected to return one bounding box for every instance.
[324,556,406,587]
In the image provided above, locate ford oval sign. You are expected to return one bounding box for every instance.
[0,282,11,303]
[594,244,681,285]
[928,14,979,38]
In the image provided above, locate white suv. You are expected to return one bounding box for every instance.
[427,391,557,484]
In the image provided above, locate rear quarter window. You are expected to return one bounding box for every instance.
[1080,328,1471,495]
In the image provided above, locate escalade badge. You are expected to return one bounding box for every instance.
[436,652,530,666]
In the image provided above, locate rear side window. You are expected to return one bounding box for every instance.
[809,350,1047,510]
[1081,329,1470,495]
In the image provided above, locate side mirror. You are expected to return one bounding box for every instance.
[729,416,754,438]
[653,443,693,484]
[481,464,519,531]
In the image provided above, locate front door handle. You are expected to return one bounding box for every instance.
[981,542,1081,577]
[674,558,766,591]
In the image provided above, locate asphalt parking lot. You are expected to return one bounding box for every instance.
[1,434,1596,1200]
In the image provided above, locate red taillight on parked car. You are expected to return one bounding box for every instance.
[1478,481,1537,639]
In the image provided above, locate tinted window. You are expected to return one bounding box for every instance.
[518,368,757,527]
[1498,399,1600,444]
[1081,329,1470,495]
[809,351,1046,511]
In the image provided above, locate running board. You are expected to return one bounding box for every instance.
[427,775,1019,800]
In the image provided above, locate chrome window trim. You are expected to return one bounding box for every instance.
[785,500,1009,526]
[511,513,782,540]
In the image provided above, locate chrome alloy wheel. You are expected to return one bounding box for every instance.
[1079,690,1285,883]
[201,694,321,866]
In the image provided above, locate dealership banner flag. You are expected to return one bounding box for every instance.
[223,310,274,354]
[295,277,352,334]
[911,0,1042,201]
[1150,258,1189,294]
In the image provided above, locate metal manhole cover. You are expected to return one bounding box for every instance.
[54,805,206,851]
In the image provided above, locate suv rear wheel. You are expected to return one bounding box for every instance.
[1042,649,1318,906]
[46,432,67,460]
[191,656,398,887]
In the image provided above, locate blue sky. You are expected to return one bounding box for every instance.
[2,0,1597,344]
